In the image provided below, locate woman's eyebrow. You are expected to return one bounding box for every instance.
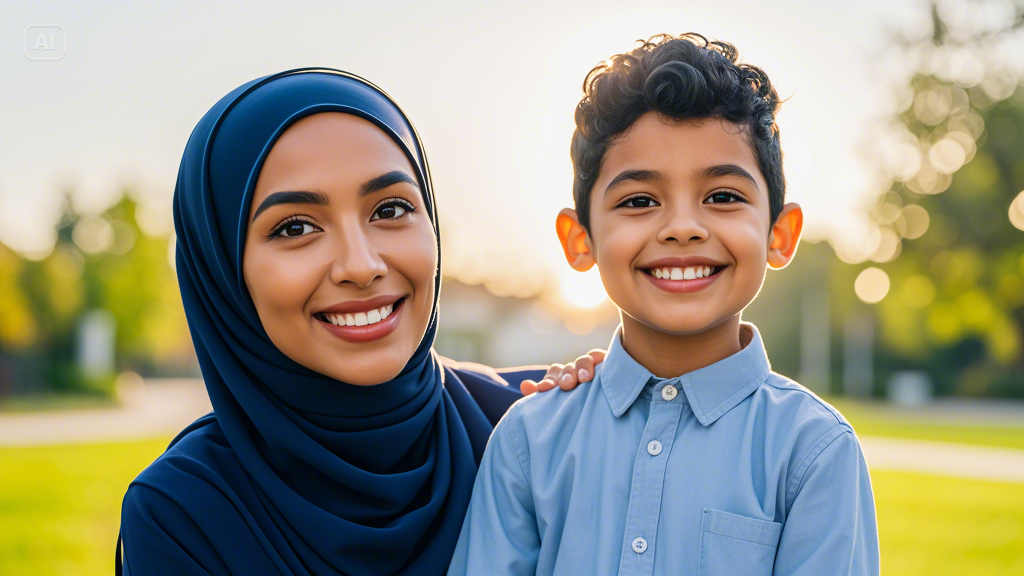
[359,170,419,197]
[252,190,329,222]
[700,164,758,187]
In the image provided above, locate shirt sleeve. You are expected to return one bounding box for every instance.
[773,429,881,576]
[448,406,541,576]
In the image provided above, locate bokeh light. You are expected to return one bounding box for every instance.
[855,267,891,304]
[558,267,608,309]
[1009,190,1024,231]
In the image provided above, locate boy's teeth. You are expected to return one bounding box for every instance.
[325,304,396,327]
[650,266,718,280]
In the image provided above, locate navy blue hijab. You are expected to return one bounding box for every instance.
[120,68,525,575]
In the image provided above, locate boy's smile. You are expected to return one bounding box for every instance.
[557,112,803,376]
[638,256,727,293]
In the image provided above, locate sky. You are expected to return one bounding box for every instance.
[2,0,929,303]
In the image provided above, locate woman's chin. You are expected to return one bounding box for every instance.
[322,361,407,387]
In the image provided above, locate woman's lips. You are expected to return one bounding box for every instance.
[641,266,725,294]
[316,298,405,343]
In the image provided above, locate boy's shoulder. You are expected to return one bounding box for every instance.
[497,364,606,436]
[757,371,854,431]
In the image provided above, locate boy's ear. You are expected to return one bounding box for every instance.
[767,202,803,270]
[556,209,596,272]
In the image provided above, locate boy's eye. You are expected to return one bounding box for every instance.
[705,191,744,204]
[271,219,319,239]
[618,195,659,209]
[371,199,415,221]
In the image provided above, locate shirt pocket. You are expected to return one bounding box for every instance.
[697,508,782,576]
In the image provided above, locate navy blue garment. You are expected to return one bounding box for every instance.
[118,68,541,576]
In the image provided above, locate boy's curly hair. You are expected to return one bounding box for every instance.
[571,33,784,231]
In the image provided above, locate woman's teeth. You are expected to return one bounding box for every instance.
[322,303,394,327]
[652,266,714,280]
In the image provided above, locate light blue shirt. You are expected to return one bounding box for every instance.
[449,323,879,576]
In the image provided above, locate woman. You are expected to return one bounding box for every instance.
[118,68,599,575]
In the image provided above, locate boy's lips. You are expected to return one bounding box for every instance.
[313,295,406,343]
[637,257,728,294]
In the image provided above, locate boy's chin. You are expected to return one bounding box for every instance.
[631,313,729,337]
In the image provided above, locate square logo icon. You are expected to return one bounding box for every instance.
[25,25,66,61]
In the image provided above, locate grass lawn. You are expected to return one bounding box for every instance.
[1,416,1023,575]
[828,397,1024,451]
[0,438,169,576]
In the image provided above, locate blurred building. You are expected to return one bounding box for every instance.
[434,278,620,369]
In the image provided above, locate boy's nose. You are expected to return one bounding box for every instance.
[657,209,708,245]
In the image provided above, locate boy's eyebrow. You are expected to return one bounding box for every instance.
[359,170,419,197]
[604,169,663,195]
[252,191,329,222]
[701,164,759,187]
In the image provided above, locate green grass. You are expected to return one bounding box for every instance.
[874,470,1024,575]
[0,438,170,576]
[2,430,1024,574]
[827,398,1024,451]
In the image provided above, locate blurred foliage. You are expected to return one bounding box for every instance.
[861,0,1024,397]
[0,192,193,396]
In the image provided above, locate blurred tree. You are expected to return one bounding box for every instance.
[866,0,1024,397]
[0,191,193,396]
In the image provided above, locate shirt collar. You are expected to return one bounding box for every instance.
[598,322,771,426]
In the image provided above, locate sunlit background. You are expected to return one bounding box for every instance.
[2,0,1024,574]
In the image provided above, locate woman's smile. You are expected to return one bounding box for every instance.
[314,295,407,343]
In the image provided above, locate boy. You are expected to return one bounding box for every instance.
[448,34,879,575]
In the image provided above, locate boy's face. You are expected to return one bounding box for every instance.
[558,112,801,337]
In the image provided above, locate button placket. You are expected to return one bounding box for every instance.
[617,381,685,575]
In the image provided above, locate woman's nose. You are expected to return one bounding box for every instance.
[329,225,388,288]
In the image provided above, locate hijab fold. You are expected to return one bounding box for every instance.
[126,68,494,576]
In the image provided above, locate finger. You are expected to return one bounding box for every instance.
[558,365,578,391]
[543,364,564,382]
[573,354,595,382]
[536,378,558,392]
[520,379,539,396]
[587,349,607,365]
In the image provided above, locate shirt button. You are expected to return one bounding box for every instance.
[631,537,648,554]
[661,385,678,401]
[647,440,663,456]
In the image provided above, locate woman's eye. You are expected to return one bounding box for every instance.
[272,220,318,238]
[619,195,658,209]
[706,191,743,204]
[371,200,413,221]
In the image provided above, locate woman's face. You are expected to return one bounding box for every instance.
[242,112,438,386]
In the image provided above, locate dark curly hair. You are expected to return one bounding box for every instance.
[570,33,784,231]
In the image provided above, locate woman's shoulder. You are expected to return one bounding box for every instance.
[129,413,230,489]
[120,415,266,574]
